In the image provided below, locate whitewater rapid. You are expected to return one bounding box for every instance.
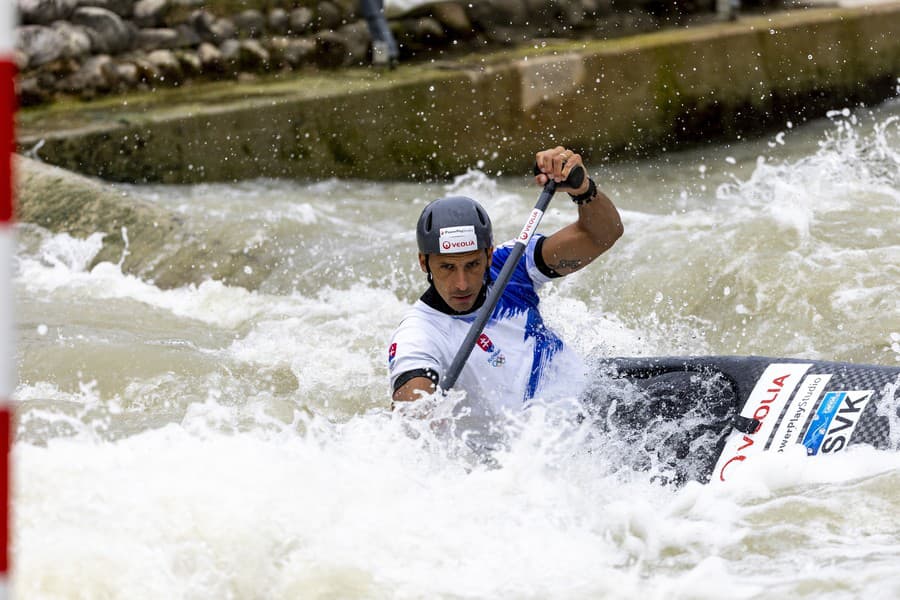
[11,102,900,598]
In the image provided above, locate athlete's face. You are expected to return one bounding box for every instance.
[420,248,493,312]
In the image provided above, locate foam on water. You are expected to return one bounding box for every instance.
[14,397,900,598]
[19,231,294,329]
[12,106,900,598]
[594,110,900,364]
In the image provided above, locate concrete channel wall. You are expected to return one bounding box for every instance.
[17,3,900,184]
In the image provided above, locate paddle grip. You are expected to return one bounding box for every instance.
[532,162,585,190]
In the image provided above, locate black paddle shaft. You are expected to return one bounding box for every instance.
[440,166,585,391]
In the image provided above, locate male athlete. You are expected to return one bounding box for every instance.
[388,146,623,422]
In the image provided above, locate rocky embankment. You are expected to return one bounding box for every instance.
[14,0,900,290]
[15,0,777,106]
[16,154,275,288]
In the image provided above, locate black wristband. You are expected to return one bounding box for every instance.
[568,177,596,205]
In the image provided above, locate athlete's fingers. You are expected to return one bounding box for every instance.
[535,146,566,179]
[559,152,588,194]
[551,148,572,181]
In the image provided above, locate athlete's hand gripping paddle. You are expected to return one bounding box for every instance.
[440,165,585,391]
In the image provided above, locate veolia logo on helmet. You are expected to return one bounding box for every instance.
[439,226,478,253]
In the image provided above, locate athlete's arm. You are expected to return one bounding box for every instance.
[392,376,437,405]
[534,146,623,276]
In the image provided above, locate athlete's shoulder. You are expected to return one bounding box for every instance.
[393,300,451,338]
[389,300,454,381]
[491,234,542,266]
[491,234,550,287]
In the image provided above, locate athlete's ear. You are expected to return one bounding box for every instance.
[486,247,493,264]
[418,253,428,273]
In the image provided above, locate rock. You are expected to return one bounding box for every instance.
[197,41,224,72]
[189,9,215,37]
[316,1,343,31]
[14,155,194,287]
[584,0,614,17]
[174,49,202,76]
[221,38,272,72]
[58,53,116,94]
[237,39,270,70]
[267,36,316,67]
[71,6,134,54]
[340,21,369,57]
[394,17,444,51]
[413,17,446,43]
[146,48,182,82]
[191,10,236,43]
[289,7,314,34]
[265,36,290,67]
[219,38,241,70]
[209,18,237,43]
[17,76,52,106]
[174,24,200,47]
[313,30,346,67]
[13,50,29,70]
[136,27,179,50]
[429,2,473,36]
[35,57,81,82]
[268,8,289,35]
[130,54,160,83]
[13,0,731,109]
[468,0,528,29]
[330,0,357,21]
[161,0,200,26]
[75,0,134,18]
[16,25,67,68]
[18,0,79,25]
[133,0,168,27]
[521,0,550,18]
[112,59,139,87]
[233,9,265,38]
[315,21,368,68]
[548,0,587,31]
[52,21,93,59]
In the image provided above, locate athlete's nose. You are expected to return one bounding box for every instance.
[451,268,468,291]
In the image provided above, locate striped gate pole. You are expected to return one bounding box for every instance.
[0,0,16,598]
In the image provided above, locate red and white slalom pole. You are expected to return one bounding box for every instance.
[0,1,16,597]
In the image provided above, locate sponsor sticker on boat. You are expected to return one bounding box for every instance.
[712,362,880,483]
[770,373,832,453]
[713,362,811,483]
[802,390,873,455]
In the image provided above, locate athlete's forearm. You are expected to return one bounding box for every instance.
[574,183,624,253]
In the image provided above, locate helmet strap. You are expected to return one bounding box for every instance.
[424,255,433,283]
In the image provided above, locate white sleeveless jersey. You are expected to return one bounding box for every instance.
[388,235,584,420]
